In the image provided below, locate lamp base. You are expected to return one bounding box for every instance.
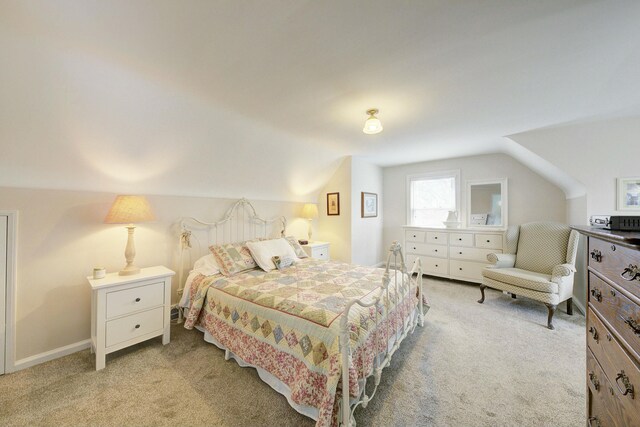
[119,265,140,276]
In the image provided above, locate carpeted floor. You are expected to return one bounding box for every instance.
[0,278,586,427]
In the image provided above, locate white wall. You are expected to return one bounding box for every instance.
[0,187,307,363]
[351,157,384,266]
[511,116,640,219]
[316,156,384,266]
[383,153,567,256]
[317,158,352,263]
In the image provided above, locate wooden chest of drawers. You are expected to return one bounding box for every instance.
[573,227,640,427]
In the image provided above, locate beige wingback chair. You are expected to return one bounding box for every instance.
[478,222,579,330]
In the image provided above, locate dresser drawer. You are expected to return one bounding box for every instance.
[106,281,165,319]
[421,257,449,276]
[587,349,629,427]
[426,231,448,245]
[589,273,640,359]
[475,234,502,250]
[406,243,447,258]
[450,260,486,281]
[405,230,426,243]
[590,238,640,301]
[451,246,501,262]
[106,307,164,348]
[587,309,640,418]
[449,233,473,247]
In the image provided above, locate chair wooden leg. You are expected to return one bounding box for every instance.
[567,298,573,316]
[511,293,516,299]
[545,303,557,330]
[478,285,486,304]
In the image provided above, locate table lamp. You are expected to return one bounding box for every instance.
[104,195,155,276]
[301,203,319,241]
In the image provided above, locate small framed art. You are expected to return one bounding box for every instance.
[327,192,340,215]
[361,192,378,218]
[617,177,640,211]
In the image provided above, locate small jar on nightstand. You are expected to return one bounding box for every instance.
[302,241,330,260]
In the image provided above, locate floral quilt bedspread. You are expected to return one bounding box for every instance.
[184,258,426,427]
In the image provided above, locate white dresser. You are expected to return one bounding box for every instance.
[88,266,175,370]
[403,226,504,283]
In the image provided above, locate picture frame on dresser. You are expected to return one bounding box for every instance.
[617,177,640,210]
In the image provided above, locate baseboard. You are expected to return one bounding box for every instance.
[572,296,586,316]
[11,339,91,372]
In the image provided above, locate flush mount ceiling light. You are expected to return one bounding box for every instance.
[362,108,383,134]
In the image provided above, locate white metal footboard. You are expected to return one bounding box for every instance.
[338,241,424,426]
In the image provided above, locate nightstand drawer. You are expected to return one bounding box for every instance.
[106,307,164,348]
[450,233,473,247]
[106,282,165,319]
[426,232,448,245]
[310,246,329,260]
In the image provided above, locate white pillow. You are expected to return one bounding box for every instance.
[192,254,220,276]
[246,238,300,272]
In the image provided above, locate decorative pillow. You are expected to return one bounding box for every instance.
[192,254,220,276]
[272,255,296,270]
[285,235,308,258]
[210,242,257,276]
[246,238,300,272]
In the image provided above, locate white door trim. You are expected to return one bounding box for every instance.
[0,211,17,373]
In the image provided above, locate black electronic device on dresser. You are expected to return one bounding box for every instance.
[590,215,640,231]
[572,226,640,427]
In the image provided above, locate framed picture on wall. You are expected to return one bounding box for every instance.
[617,177,640,210]
[361,192,378,218]
[327,192,340,215]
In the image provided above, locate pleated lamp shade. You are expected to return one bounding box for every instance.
[104,195,155,224]
[301,203,319,219]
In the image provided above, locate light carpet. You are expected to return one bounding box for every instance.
[0,278,586,426]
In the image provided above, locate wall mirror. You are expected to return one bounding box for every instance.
[466,178,507,228]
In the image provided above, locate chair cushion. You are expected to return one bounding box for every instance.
[514,222,570,274]
[483,267,558,293]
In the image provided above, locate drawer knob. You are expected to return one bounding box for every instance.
[588,371,600,391]
[434,249,438,252]
[606,333,612,341]
[589,326,599,342]
[611,289,616,297]
[621,264,640,282]
[588,417,601,427]
[413,247,416,250]
[135,298,141,302]
[459,267,462,271]
[435,264,438,267]
[590,249,602,262]
[486,240,490,243]
[615,371,635,398]
[458,238,462,241]
[590,288,602,302]
[135,324,141,329]
[459,252,462,254]
[611,245,616,251]
[624,317,640,335]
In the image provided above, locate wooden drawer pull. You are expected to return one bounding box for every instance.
[621,264,640,282]
[590,249,602,262]
[624,317,640,335]
[588,371,600,391]
[589,326,599,342]
[590,288,602,302]
[615,370,634,398]
[588,417,601,427]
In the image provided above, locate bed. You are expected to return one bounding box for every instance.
[177,199,428,427]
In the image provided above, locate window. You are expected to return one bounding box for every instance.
[407,171,459,227]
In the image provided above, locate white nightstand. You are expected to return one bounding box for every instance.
[302,241,330,260]
[87,266,175,370]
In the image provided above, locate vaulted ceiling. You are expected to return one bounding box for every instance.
[1,1,639,201]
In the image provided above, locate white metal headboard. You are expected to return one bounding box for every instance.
[177,198,286,305]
